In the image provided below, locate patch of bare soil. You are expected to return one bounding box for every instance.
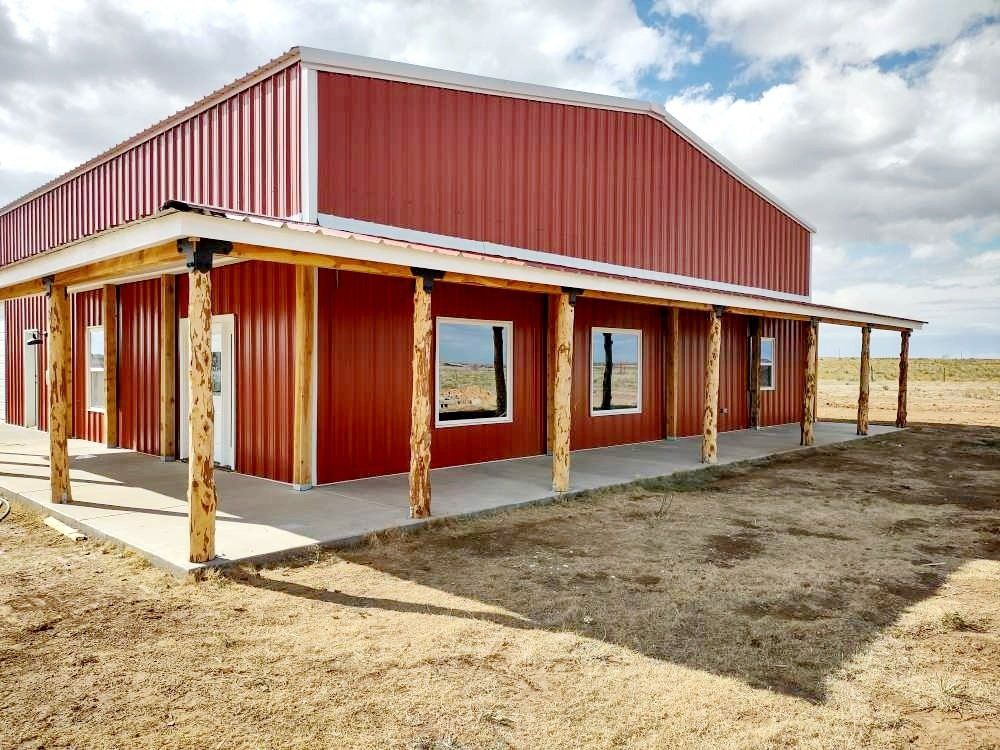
[1,426,998,749]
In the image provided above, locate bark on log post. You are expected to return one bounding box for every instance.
[857,325,871,436]
[47,283,73,504]
[409,274,434,518]
[801,319,818,446]
[700,307,723,464]
[896,330,910,428]
[187,265,216,563]
[748,317,762,430]
[551,291,575,492]
[102,284,118,448]
[292,266,315,489]
[665,307,680,439]
[546,296,557,454]
[159,275,177,460]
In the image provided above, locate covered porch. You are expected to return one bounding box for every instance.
[0,202,923,568]
[0,420,897,575]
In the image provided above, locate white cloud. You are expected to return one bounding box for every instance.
[656,0,996,66]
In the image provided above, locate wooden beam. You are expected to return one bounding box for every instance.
[748,316,762,430]
[292,266,315,489]
[551,291,575,492]
[187,262,216,563]
[102,284,118,448]
[896,330,910,428]
[701,307,722,464]
[408,275,434,518]
[47,284,73,503]
[665,307,680,438]
[801,320,818,446]
[0,242,181,302]
[159,275,177,460]
[857,325,871,436]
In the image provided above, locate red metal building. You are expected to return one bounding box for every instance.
[0,48,922,560]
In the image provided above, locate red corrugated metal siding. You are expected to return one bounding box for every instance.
[117,280,160,455]
[431,283,546,467]
[0,65,301,265]
[72,290,104,442]
[4,297,47,429]
[316,72,810,296]
[570,298,664,450]
[675,310,750,437]
[759,317,807,427]
[316,274,546,483]
[316,270,413,483]
[177,261,296,482]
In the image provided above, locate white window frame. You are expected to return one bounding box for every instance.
[590,326,643,417]
[435,317,514,428]
[85,325,106,413]
[760,336,776,391]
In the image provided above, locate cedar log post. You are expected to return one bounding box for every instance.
[896,330,910,428]
[701,306,723,464]
[665,307,680,439]
[47,282,72,503]
[409,268,442,518]
[546,295,557,454]
[159,274,177,460]
[801,319,818,446]
[180,238,230,564]
[748,317,762,430]
[292,266,315,490]
[102,284,118,448]
[551,289,577,492]
[857,325,871,436]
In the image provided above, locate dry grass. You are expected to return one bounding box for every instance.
[819,357,1000,426]
[1,426,998,749]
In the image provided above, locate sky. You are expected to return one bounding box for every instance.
[0,0,997,358]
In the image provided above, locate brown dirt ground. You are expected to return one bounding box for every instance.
[819,378,1000,426]
[2,426,998,749]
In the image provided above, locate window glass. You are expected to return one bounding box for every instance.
[760,337,776,390]
[437,319,512,424]
[86,326,106,410]
[87,327,104,370]
[591,328,641,414]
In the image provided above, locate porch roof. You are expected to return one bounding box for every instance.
[0,201,925,331]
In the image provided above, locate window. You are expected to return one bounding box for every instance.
[760,337,776,391]
[86,326,106,411]
[436,318,513,426]
[590,327,642,415]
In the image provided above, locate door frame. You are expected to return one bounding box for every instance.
[22,328,39,429]
[178,313,236,469]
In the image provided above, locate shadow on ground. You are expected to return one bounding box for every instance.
[237,425,1000,701]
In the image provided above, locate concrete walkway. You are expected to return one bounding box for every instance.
[0,421,897,575]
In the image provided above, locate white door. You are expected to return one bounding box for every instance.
[22,329,39,428]
[179,314,236,469]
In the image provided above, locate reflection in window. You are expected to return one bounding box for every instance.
[761,337,775,390]
[86,326,105,411]
[591,328,641,414]
[437,318,512,425]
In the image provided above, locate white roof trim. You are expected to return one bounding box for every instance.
[298,47,816,234]
[318,212,811,303]
[0,210,920,329]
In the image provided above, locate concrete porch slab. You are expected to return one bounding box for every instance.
[0,421,898,575]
